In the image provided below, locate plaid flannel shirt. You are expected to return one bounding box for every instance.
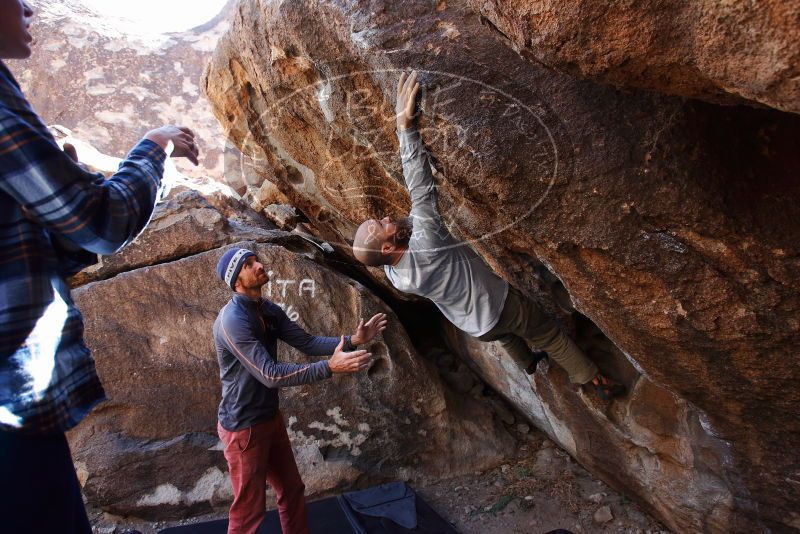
[0,61,167,435]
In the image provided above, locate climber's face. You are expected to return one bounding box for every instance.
[0,0,34,59]
[375,216,413,247]
[352,216,413,266]
[377,216,399,241]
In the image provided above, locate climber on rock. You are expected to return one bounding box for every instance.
[352,70,624,401]
[212,247,387,534]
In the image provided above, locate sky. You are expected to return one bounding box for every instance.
[80,0,230,34]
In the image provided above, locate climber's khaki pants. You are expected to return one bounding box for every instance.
[477,286,598,384]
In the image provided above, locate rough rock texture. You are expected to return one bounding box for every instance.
[6,0,235,180]
[444,321,737,534]
[10,0,523,523]
[262,204,303,230]
[70,189,281,286]
[469,0,800,114]
[203,1,800,532]
[71,235,513,518]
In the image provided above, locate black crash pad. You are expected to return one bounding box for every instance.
[158,482,457,534]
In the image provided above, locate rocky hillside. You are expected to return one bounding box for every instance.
[202,0,800,532]
[8,0,234,181]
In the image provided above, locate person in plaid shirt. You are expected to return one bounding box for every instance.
[0,1,200,532]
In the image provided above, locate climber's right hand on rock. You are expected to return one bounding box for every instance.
[144,125,200,165]
[396,70,420,131]
[328,336,372,374]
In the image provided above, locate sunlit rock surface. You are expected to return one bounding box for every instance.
[203,0,800,531]
[69,189,279,287]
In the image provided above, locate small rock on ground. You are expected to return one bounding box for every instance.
[594,505,614,524]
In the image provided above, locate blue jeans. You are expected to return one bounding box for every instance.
[0,429,91,534]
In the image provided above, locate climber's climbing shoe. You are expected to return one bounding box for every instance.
[525,350,548,374]
[587,373,626,401]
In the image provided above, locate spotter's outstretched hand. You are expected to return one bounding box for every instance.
[144,125,200,166]
[329,336,373,374]
[351,312,389,345]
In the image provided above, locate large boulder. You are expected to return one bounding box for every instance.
[467,0,800,114]
[71,239,513,518]
[202,0,800,531]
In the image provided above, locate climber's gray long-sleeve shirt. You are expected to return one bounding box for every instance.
[213,293,348,431]
[384,128,509,337]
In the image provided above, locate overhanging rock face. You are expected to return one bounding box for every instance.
[467,0,800,114]
[202,1,800,531]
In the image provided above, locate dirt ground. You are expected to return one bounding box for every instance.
[89,426,670,534]
[416,433,670,534]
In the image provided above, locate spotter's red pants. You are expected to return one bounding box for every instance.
[218,412,309,534]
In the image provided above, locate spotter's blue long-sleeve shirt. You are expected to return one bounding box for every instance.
[0,61,167,435]
[213,293,353,431]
